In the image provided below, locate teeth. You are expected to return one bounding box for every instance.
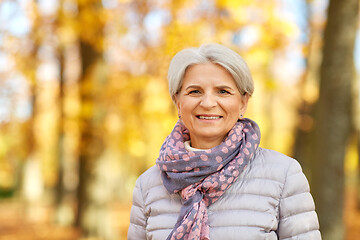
[198,116,220,120]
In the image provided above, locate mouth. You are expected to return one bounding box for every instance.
[196,115,223,120]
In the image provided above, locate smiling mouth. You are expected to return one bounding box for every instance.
[197,115,222,120]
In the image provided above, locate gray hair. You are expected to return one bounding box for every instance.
[167,43,254,102]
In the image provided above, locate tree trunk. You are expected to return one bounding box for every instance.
[292,0,321,182]
[22,0,41,203]
[76,42,101,227]
[312,0,358,239]
[55,45,66,207]
[75,0,104,234]
[357,130,360,209]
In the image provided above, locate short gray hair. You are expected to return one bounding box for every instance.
[168,43,254,102]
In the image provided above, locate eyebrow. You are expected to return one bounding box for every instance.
[184,84,235,90]
[215,85,235,90]
[184,85,201,90]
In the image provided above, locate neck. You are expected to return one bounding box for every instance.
[190,136,224,149]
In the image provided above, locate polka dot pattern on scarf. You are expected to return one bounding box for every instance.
[157,118,261,240]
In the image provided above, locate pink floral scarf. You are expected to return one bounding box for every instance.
[156,118,261,240]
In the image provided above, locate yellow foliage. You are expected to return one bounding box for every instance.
[1,0,345,238]
[345,137,359,175]
[0,161,15,189]
[105,113,123,133]
[143,78,171,113]
[129,140,146,158]
[0,137,7,158]
[73,0,107,51]
[57,24,78,46]
[216,0,252,8]
[80,101,94,119]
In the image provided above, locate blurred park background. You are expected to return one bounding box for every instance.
[0,0,359,239]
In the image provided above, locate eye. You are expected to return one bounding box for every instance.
[188,90,201,95]
[219,89,230,94]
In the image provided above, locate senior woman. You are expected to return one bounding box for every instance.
[128,43,321,240]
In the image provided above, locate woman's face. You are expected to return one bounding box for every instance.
[175,63,248,149]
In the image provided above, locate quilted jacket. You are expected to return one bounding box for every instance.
[128,147,321,240]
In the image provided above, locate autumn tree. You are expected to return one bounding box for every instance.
[75,0,106,235]
[5,0,43,200]
[294,0,359,239]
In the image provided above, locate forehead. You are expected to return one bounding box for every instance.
[182,63,236,86]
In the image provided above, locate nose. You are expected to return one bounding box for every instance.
[199,93,217,108]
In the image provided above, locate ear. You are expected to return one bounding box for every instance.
[174,94,181,116]
[239,93,249,117]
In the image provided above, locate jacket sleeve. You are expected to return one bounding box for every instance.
[277,160,322,240]
[127,176,147,240]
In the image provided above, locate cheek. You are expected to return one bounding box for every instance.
[223,98,242,111]
[179,104,194,117]
[179,98,197,112]
[178,102,186,112]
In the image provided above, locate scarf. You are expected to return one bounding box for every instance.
[156,118,261,240]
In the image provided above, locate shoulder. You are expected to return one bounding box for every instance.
[139,165,161,179]
[254,147,312,197]
[133,165,175,206]
[136,165,163,192]
[244,147,305,188]
[254,147,302,173]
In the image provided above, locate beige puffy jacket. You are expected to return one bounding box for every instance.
[128,148,321,240]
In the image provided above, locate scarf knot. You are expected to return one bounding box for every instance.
[156,118,261,240]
